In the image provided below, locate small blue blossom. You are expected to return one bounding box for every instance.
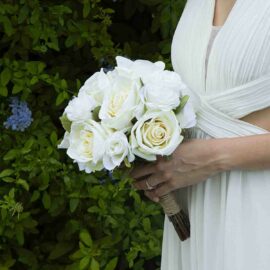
[4,97,33,131]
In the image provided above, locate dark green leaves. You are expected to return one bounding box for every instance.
[0,0,187,268]
[1,68,11,86]
[48,242,74,260]
[79,230,93,247]
[83,0,91,18]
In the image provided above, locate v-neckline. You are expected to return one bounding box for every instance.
[212,0,238,28]
[204,0,239,91]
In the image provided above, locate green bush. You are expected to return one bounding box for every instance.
[0,0,186,269]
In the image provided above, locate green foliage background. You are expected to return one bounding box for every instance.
[0,0,186,269]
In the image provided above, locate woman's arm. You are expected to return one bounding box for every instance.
[219,133,270,171]
[131,133,270,202]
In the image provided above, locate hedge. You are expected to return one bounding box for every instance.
[0,1,186,269]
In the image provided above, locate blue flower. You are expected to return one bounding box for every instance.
[4,97,33,131]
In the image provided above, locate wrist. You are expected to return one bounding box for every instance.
[210,138,235,172]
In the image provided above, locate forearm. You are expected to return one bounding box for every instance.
[215,133,270,171]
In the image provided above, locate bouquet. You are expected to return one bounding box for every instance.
[58,56,196,241]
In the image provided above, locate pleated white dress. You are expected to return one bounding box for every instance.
[161,0,270,269]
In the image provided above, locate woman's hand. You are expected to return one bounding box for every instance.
[130,138,228,202]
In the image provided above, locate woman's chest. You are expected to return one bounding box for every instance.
[171,0,270,94]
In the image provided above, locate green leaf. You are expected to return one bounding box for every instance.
[56,91,69,106]
[2,256,16,268]
[0,85,8,96]
[21,217,38,229]
[3,149,18,160]
[174,95,190,114]
[50,131,58,145]
[105,257,118,270]
[42,192,51,209]
[16,225,24,245]
[0,169,14,178]
[111,206,125,215]
[2,177,15,183]
[9,188,15,198]
[92,106,101,122]
[0,15,14,36]
[25,62,38,74]
[79,257,90,270]
[83,0,91,18]
[18,5,29,24]
[79,229,93,247]
[21,138,35,154]
[142,217,151,232]
[30,76,39,85]
[48,242,73,260]
[124,157,131,168]
[60,79,68,89]
[59,114,71,132]
[1,209,7,220]
[30,190,40,202]
[69,250,84,261]
[87,206,100,213]
[129,218,137,229]
[90,258,100,270]
[69,198,79,213]
[65,35,76,48]
[38,62,46,73]
[16,179,29,191]
[17,248,38,267]
[30,8,39,24]
[12,84,24,94]
[1,68,11,86]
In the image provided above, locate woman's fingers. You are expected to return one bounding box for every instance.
[144,190,160,203]
[130,163,157,179]
[153,182,175,198]
[133,173,170,190]
[144,182,174,201]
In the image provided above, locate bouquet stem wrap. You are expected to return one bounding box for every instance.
[159,192,190,241]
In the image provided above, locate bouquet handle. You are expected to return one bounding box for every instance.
[159,192,190,241]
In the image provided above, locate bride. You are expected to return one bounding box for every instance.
[131,0,270,269]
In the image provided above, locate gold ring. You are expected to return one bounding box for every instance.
[145,179,155,190]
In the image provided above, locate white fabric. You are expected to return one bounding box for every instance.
[161,0,270,269]
[205,26,221,80]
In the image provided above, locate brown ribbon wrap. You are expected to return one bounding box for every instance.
[159,192,190,241]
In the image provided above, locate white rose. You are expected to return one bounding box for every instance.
[176,100,197,129]
[115,56,165,83]
[140,70,186,111]
[79,69,110,105]
[130,110,183,161]
[103,131,135,170]
[99,69,144,131]
[64,91,97,122]
[66,120,109,173]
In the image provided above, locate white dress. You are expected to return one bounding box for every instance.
[161,0,270,269]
